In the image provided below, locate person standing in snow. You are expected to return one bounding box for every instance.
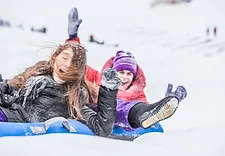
[31,26,47,34]
[213,27,217,37]
[66,8,187,131]
[0,74,2,82]
[89,34,104,45]
[0,8,121,137]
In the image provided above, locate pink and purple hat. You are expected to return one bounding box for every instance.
[112,50,137,77]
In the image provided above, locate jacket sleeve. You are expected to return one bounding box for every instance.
[65,37,81,44]
[80,85,118,137]
[85,65,100,84]
[117,90,149,103]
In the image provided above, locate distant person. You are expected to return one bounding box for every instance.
[206,27,210,37]
[0,19,11,27]
[89,34,104,45]
[206,26,217,38]
[88,34,118,47]
[183,0,192,2]
[0,19,3,26]
[0,74,2,82]
[31,26,47,34]
[150,0,191,7]
[213,27,217,37]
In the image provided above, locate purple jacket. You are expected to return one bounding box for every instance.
[114,98,143,131]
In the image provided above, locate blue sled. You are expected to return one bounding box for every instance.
[0,118,163,139]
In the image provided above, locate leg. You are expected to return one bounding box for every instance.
[0,105,27,122]
[0,108,8,122]
[128,102,157,128]
[128,96,179,129]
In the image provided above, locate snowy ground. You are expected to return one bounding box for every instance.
[0,0,225,155]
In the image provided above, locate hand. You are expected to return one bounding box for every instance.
[20,76,48,100]
[0,82,13,94]
[68,7,82,38]
[0,94,17,108]
[101,68,121,90]
[165,83,187,102]
[30,80,48,100]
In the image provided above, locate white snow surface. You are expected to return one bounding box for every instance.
[0,0,225,155]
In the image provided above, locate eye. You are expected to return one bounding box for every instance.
[118,71,124,74]
[127,72,133,76]
[61,55,68,60]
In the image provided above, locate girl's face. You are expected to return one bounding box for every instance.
[117,70,134,91]
[53,47,73,84]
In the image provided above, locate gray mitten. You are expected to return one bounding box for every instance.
[101,68,121,90]
[68,7,82,38]
[0,94,17,108]
[0,82,13,95]
[165,83,187,102]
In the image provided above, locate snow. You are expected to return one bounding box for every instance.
[0,0,225,155]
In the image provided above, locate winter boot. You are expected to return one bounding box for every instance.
[137,96,179,129]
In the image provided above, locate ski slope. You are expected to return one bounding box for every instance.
[0,0,225,155]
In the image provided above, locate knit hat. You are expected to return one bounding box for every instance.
[112,50,137,77]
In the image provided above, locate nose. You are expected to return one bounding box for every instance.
[120,74,128,80]
[64,60,71,67]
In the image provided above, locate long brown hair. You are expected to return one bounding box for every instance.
[8,42,96,119]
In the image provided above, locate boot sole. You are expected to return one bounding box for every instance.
[141,97,179,129]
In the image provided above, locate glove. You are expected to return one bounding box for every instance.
[19,76,48,103]
[165,83,187,102]
[68,7,82,38]
[0,94,17,108]
[0,82,13,94]
[101,68,121,90]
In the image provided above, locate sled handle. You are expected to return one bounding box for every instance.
[44,117,77,132]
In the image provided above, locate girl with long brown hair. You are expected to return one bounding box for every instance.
[0,41,121,137]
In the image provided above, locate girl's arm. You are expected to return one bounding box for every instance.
[81,68,121,137]
[80,85,117,137]
[85,65,100,85]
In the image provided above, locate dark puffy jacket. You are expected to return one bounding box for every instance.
[0,76,117,137]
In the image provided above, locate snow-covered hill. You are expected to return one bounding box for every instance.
[0,0,225,155]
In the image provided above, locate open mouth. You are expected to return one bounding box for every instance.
[121,82,128,86]
[59,68,67,73]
